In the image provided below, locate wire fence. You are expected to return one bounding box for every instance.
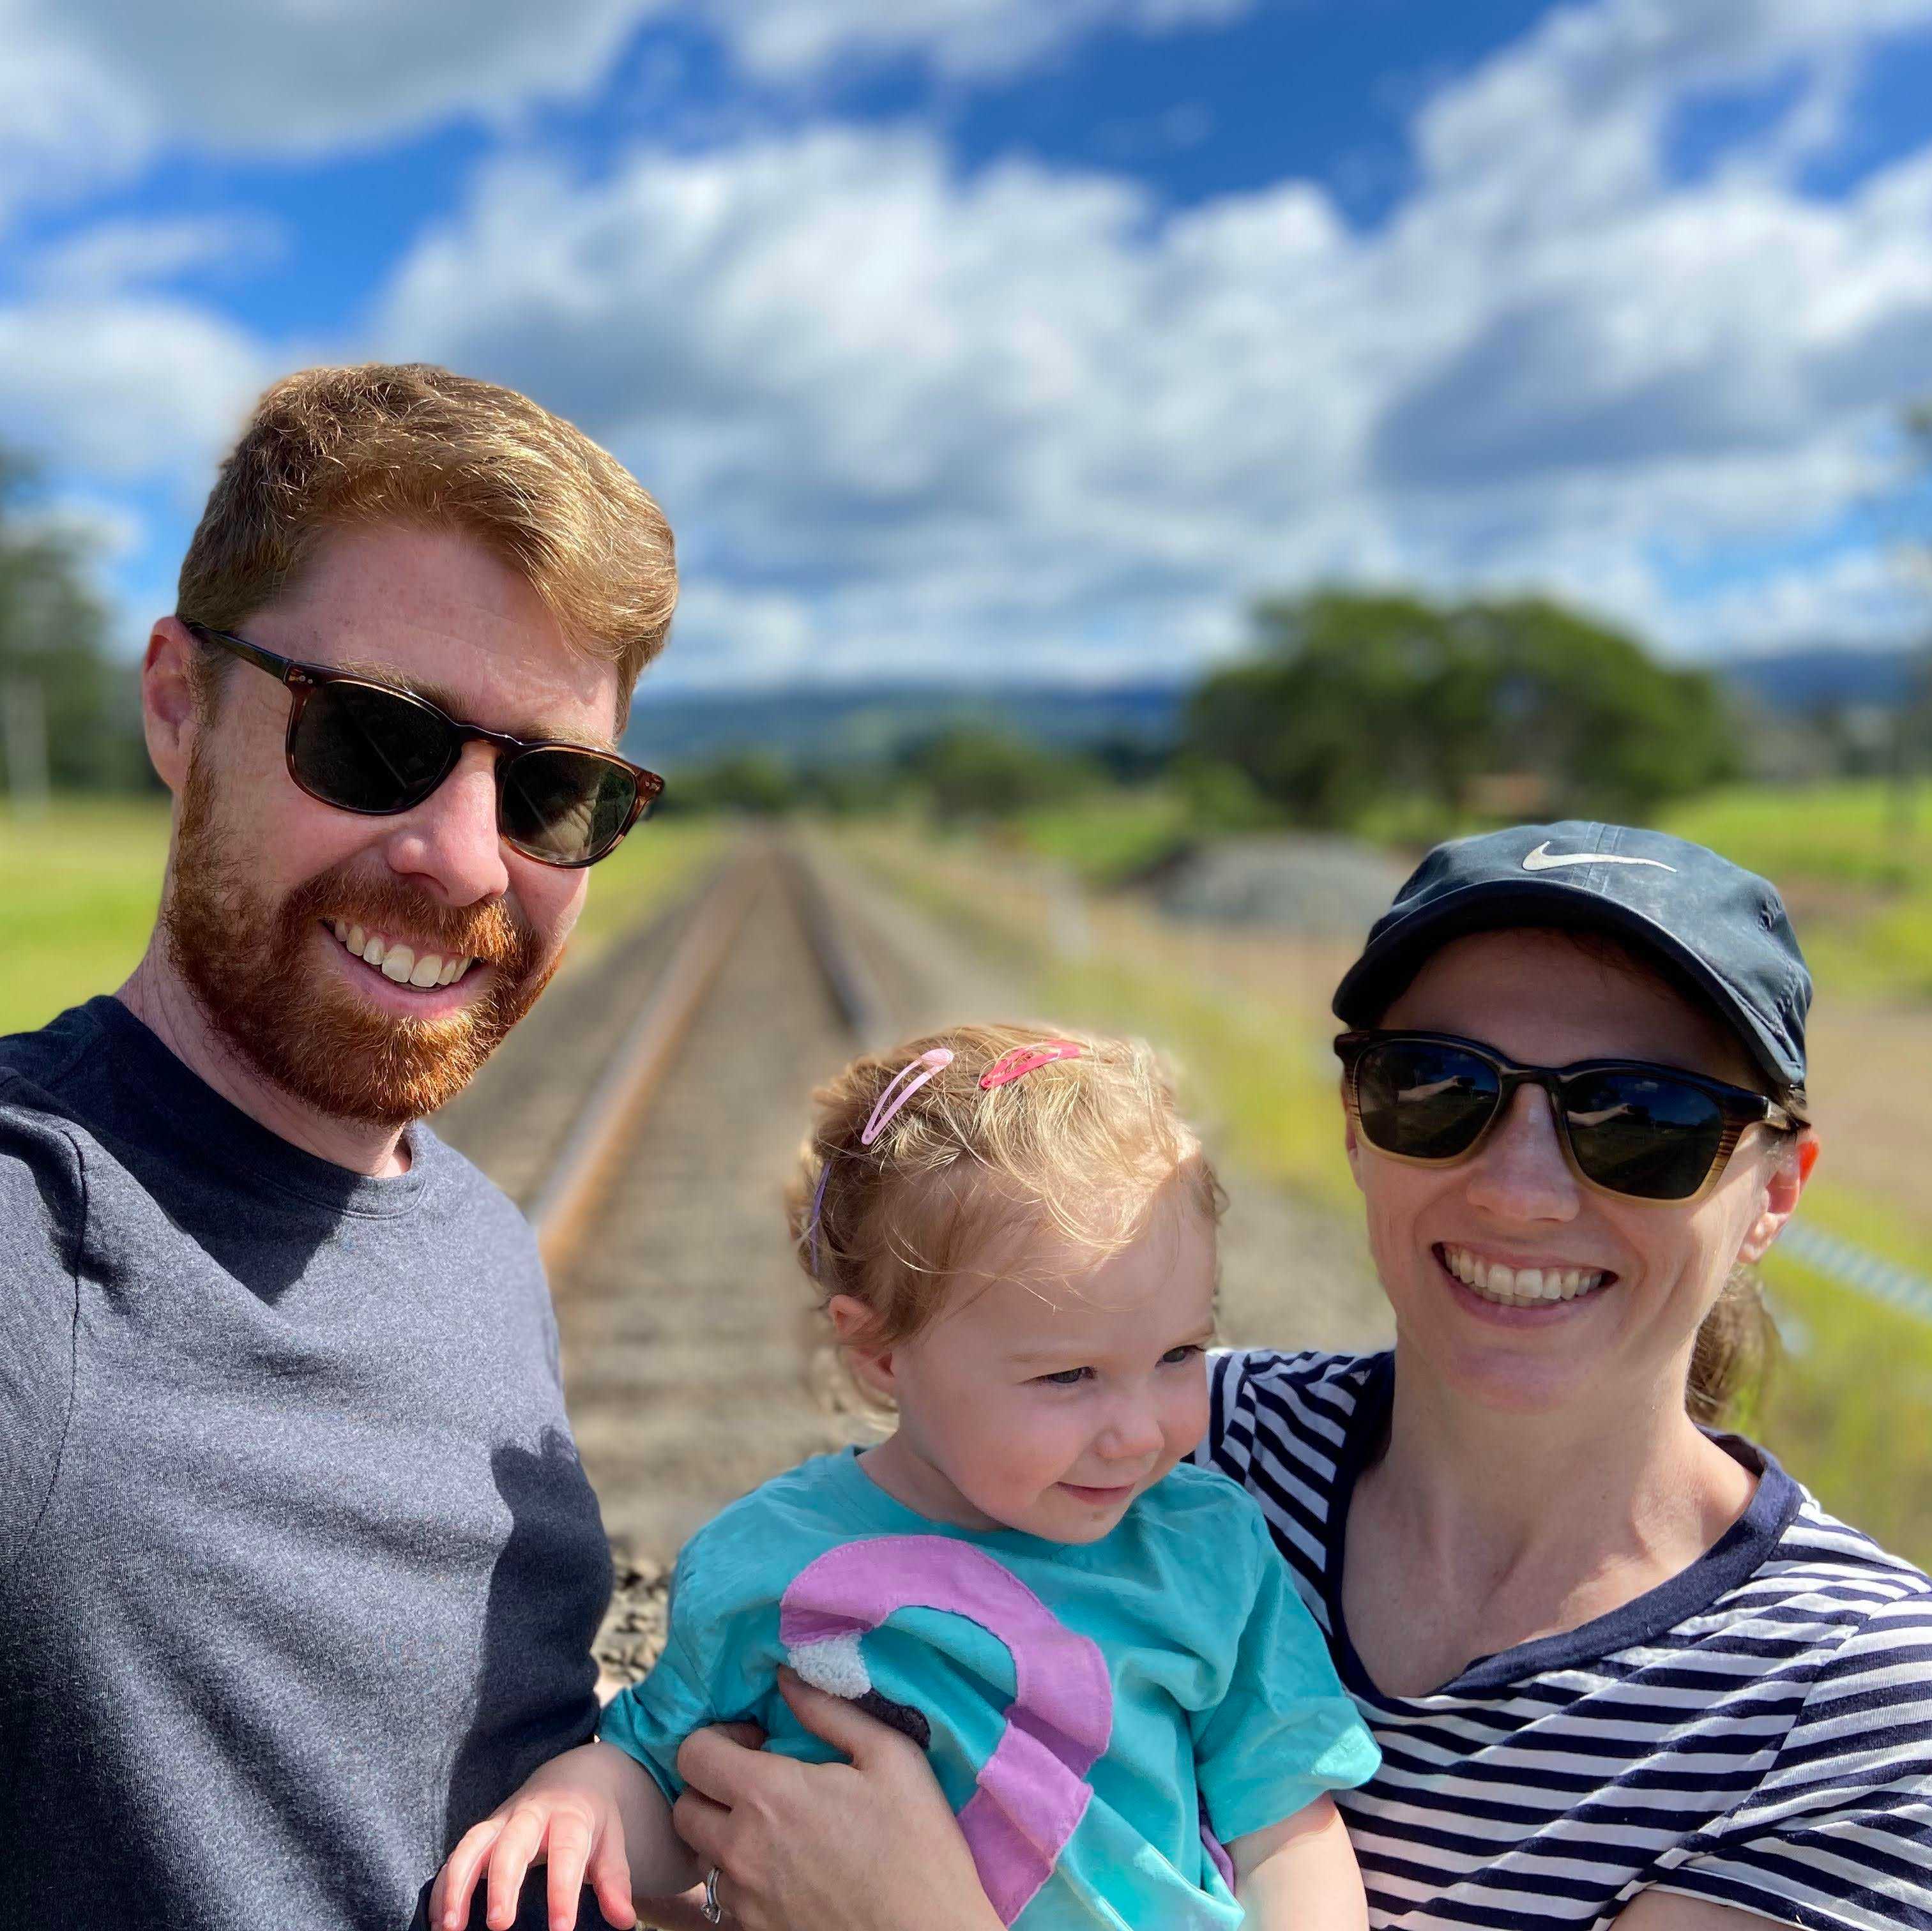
[1780,1220,1932,1329]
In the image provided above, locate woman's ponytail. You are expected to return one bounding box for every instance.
[1687,1264,1777,1428]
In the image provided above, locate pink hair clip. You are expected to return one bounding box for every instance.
[979,1040,1083,1089]
[862,1047,954,1146]
[807,1047,954,1279]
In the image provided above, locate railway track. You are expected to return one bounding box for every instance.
[435,831,1390,1695]
[437,835,899,1687]
[531,842,889,1564]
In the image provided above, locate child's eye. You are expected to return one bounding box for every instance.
[1035,1367,1093,1387]
[1160,1344,1205,1367]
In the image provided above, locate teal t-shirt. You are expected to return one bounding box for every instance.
[600,1450,1378,1928]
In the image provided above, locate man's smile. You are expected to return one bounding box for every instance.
[317,919,497,1021]
[325,917,479,990]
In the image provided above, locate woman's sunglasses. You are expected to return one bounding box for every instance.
[184,622,664,868]
[1334,1029,1799,1203]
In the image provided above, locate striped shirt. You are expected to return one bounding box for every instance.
[1198,1348,1932,1930]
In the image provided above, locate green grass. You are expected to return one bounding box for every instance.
[1008,788,1198,888]
[1,797,172,1036]
[561,819,722,961]
[1760,1250,1932,1560]
[852,826,1355,1209]
[1007,776,1932,995]
[0,797,720,1038]
[1790,1183,1932,1279]
[1013,938,1354,1214]
[1663,780,1932,890]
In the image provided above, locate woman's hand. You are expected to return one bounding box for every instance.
[671,1670,1001,1931]
[630,1892,740,1931]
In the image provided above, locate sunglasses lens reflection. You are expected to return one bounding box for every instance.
[501,749,641,865]
[1563,1072,1726,1200]
[292,682,452,814]
[1357,1039,1500,1160]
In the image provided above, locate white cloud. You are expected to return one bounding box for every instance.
[0,0,652,164]
[369,0,1932,681]
[11,0,1932,683]
[0,2,146,229]
[710,0,1251,82]
[659,579,821,686]
[1670,546,1927,654]
[25,214,285,299]
[0,292,275,484]
[0,0,1256,236]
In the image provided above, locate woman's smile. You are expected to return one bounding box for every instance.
[1436,1241,1615,1309]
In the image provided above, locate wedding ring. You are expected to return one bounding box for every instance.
[702,1865,724,1925]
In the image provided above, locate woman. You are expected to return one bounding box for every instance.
[1198,819,1932,1929]
[664,821,1931,1931]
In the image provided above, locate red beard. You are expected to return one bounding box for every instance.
[163,755,558,1126]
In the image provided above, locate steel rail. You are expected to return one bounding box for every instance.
[779,840,890,1047]
[529,835,881,1282]
[529,844,763,1279]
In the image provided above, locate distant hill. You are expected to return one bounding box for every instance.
[625,680,1188,769]
[1719,646,1920,715]
[622,646,1921,771]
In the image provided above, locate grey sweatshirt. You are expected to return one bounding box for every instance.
[0,997,613,1929]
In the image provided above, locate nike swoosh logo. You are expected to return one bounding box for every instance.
[1521,842,1676,874]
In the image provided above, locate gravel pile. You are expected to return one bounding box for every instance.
[1156,835,1408,939]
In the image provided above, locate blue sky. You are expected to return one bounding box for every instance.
[4,0,1932,690]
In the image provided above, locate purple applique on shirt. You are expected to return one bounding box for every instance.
[779,1535,1114,1925]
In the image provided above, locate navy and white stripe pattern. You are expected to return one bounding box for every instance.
[1199,1349,1932,1929]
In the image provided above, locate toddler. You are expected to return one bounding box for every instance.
[434,1023,1378,1930]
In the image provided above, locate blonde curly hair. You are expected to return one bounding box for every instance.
[789,1020,1224,1354]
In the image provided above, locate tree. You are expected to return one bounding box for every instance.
[902,727,1096,823]
[0,448,148,794]
[674,750,796,815]
[1183,590,1737,831]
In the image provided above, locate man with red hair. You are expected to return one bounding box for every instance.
[0,364,673,1931]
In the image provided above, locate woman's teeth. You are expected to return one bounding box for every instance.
[330,920,475,990]
[1441,1243,1609,1307]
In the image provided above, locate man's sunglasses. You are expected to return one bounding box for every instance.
[183,622,663,868]
[1334,1029,1800,1204]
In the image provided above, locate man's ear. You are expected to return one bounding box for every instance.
[827,1294,897,1401]
[1739,1129,1819,1266]
[141,617,203,796]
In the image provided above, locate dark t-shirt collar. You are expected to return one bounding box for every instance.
[1322,1349,1805,1702]
[80,995,432,1221]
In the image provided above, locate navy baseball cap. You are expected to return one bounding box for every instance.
[1332,820,1811,1108]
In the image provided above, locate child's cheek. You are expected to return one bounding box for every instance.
[972,1388,1061,1486]
[970,1390,1049,1487]
[1026,1398,1099,1486]
[1173,1370,1212,1455]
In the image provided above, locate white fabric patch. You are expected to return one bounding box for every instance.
[787,1631,872,1700]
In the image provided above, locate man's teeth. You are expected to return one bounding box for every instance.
[329,920,474,989]
[1441,1243,1609,1306]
